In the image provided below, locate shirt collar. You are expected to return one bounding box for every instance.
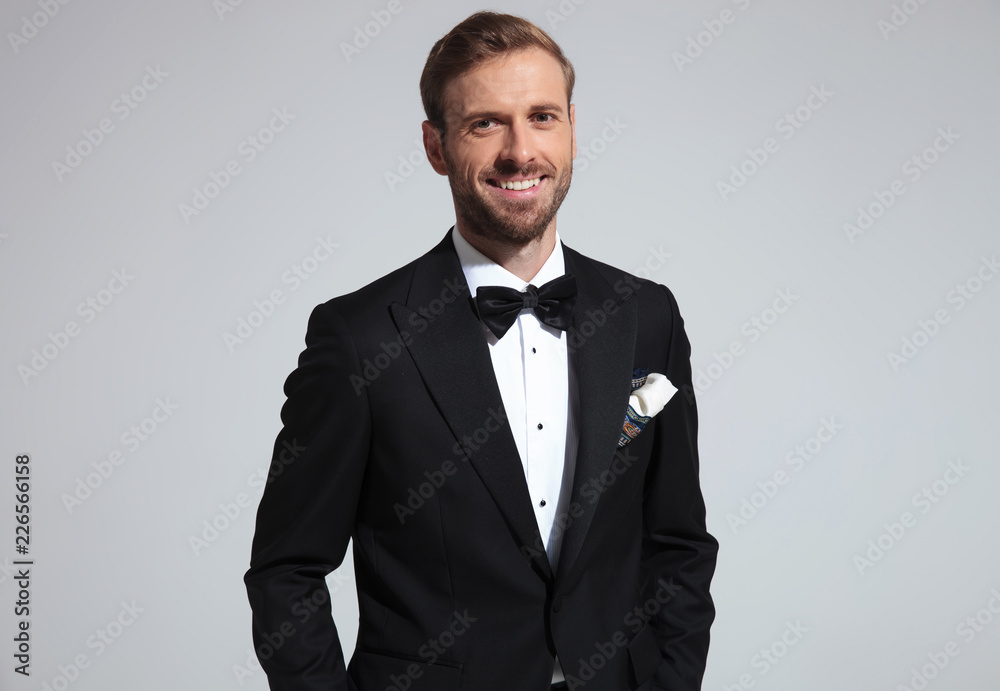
[451,225,566,298]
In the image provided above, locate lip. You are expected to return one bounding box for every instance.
[486,175,546,199]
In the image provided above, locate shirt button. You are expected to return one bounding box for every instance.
[539,499,546,507]
[532,347,537,353]
[537,422,543,430]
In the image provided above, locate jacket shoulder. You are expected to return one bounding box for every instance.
[314,232,456,319]
[319,258,416,316]
[563,243,679,315]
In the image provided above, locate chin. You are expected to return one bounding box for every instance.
[466,211,553,246]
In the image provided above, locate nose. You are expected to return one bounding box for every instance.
[498,119,536,170]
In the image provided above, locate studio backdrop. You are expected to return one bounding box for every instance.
[1,1,998,689]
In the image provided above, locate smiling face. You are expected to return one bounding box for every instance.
[423,47,577,249]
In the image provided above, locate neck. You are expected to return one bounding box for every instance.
[456,222,558,283]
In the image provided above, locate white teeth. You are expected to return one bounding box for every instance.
[498,177,540,191]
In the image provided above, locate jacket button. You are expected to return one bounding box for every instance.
[552,596,563,613]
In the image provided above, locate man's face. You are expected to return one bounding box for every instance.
[425,48,577,247]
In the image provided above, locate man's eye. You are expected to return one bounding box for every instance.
[536,113,552,123]
[474,120,494,129]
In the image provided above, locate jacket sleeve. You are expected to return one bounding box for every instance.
[244,301,371,691]
[645,285,719,690]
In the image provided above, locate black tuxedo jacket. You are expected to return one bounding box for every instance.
[245,231,718,691]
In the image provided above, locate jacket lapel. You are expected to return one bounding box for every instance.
[556,246,638,581]
[388,233,638,585]
[389,232,554,582]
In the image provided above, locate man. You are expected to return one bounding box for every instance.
[245,11,717,691]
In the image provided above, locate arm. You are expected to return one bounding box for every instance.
[645,285,719,690]
[244,302,371,691]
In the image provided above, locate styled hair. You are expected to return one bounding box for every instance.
[419,11,575,135]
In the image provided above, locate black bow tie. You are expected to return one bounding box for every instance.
[474,274,577,339]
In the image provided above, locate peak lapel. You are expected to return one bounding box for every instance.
[556,247,638,581]
[389,233,553,582]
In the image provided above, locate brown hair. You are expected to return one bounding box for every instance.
[420,11,575,135]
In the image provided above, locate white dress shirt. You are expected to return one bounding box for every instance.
[452,226,579,682]
[452,225,580,565]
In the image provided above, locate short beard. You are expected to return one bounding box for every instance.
[443,147,572,248]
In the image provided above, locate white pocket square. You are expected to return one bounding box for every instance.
[618,371,677,447]
[628,372,677,418]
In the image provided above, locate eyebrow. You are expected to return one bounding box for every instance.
[461,102,566,123]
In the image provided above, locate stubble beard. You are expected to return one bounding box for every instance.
[443,147,573,248]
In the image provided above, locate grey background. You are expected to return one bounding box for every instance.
[1,0,998,689]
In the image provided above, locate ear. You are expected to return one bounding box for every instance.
[569,103,577,161]
[422,121,449,176]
